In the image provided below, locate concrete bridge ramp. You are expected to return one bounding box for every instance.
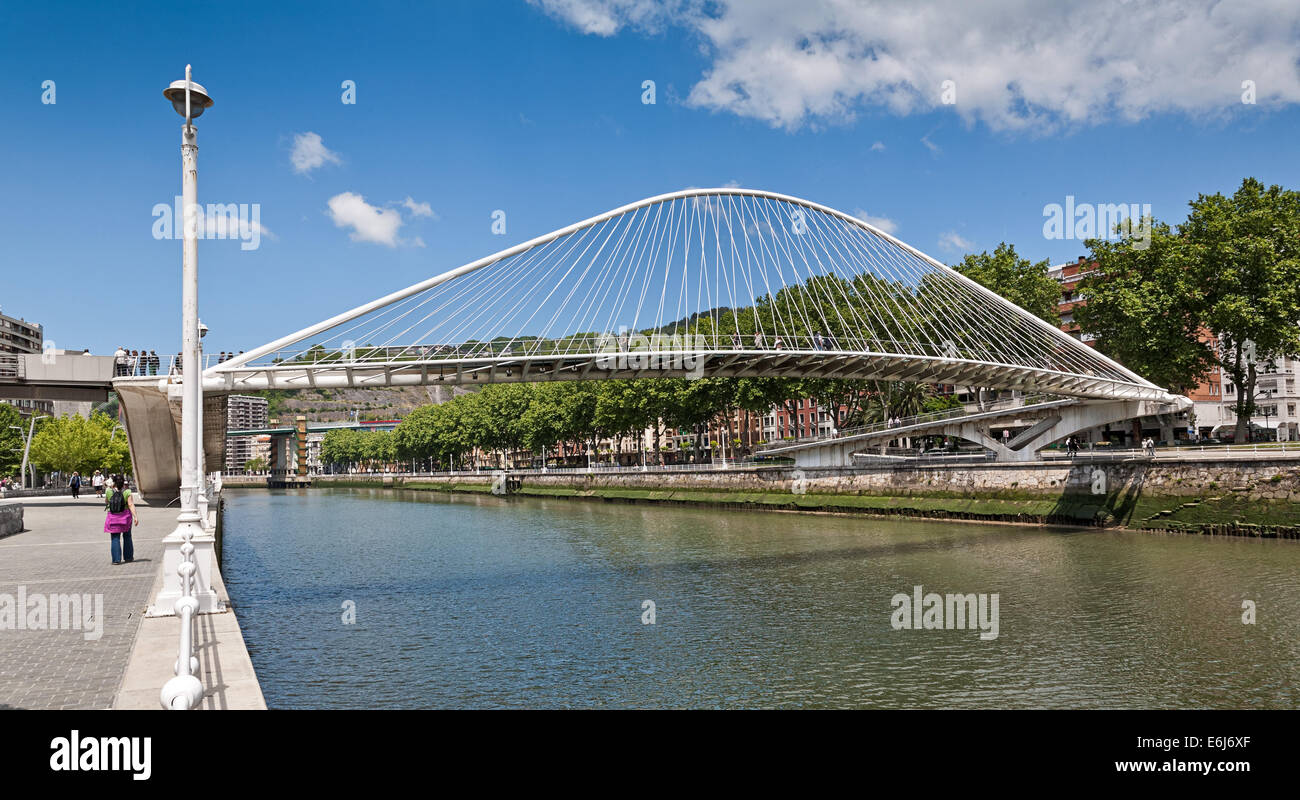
[116,380,226,503]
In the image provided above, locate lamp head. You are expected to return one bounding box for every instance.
[163,78,214,119]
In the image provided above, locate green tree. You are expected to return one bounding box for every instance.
[952,243,1061,325]
[1185,178,1300,441]
[1078,178,1300,441]
[0,404,25,477]
[91,412,133,476]
[1075,220,1213,394]
[30,414,107,476]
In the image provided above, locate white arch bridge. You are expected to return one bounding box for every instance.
[114,188,1188,497]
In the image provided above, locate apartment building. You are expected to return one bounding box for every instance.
[0,309,53,417]
[225,394,269,472]
[0,310,41,355]
[1212,357,1299,441]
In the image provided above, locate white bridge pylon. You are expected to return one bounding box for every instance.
[202,188,1183,403]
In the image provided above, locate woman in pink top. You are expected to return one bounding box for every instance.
[103,474,139,565]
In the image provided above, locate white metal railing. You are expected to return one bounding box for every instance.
[308,460,787,479]
[0,353,22,378]
[1040,441,1295,461]
[158,470,221,710]
[107,351,239,378]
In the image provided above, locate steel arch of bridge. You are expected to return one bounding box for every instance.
[191,188,1184,405]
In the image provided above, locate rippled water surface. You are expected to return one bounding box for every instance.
[221,488,1300,708]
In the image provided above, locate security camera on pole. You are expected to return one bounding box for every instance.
[150,65,222,624]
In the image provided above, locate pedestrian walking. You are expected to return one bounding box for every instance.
[69,471,81,499]
[103,475,138,565]
[113,345,128,377]
[92,469,105,497]
[148,350,159,375]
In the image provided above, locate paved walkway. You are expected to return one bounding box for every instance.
[0,493,173,709]
[0,494,265,710]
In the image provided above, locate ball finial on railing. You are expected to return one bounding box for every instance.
[160,674,203,710]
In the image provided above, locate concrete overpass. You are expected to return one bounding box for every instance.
[0,353,115,402]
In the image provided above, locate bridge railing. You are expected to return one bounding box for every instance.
[0,353,23,379]
[112,352,236,378]
[1041,441,1296,461]
[220,334,1108,376]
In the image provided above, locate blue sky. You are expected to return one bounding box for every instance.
[1,0,1297,355]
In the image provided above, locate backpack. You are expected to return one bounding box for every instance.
[108,489,127,514]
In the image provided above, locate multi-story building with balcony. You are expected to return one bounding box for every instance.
[0,309,53,417]
[0,310,41,355]
[1213,357,1299,441]
[225,394,269,473]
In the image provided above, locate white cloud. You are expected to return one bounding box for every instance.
[199,213,274,243]
[402,196,437,219]
[327,192,406,247]
[536,0,1300,132]
[291,132,342,175]
[852,209,897,234]
[527,0,671,35]
[938,231,974,252]
[870,141,885,152]
[920,134,941,155]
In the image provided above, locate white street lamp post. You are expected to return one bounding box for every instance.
[10,415,46,488]
[153,65,221,711]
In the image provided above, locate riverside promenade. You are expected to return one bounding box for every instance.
[0,494,264,709]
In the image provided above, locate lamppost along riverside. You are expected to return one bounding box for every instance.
[152,65,222,710]
[10,415,46,488]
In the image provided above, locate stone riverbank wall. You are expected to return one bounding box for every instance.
[225,457,1300,537]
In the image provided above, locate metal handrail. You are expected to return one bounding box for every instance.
[235,335,1118,380]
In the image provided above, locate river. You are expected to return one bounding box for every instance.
[220,487,1300,709]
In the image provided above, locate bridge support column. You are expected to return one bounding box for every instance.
[791,441,855,468]
[296,415,308,477]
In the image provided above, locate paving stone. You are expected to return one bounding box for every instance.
[0,496,173,709]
